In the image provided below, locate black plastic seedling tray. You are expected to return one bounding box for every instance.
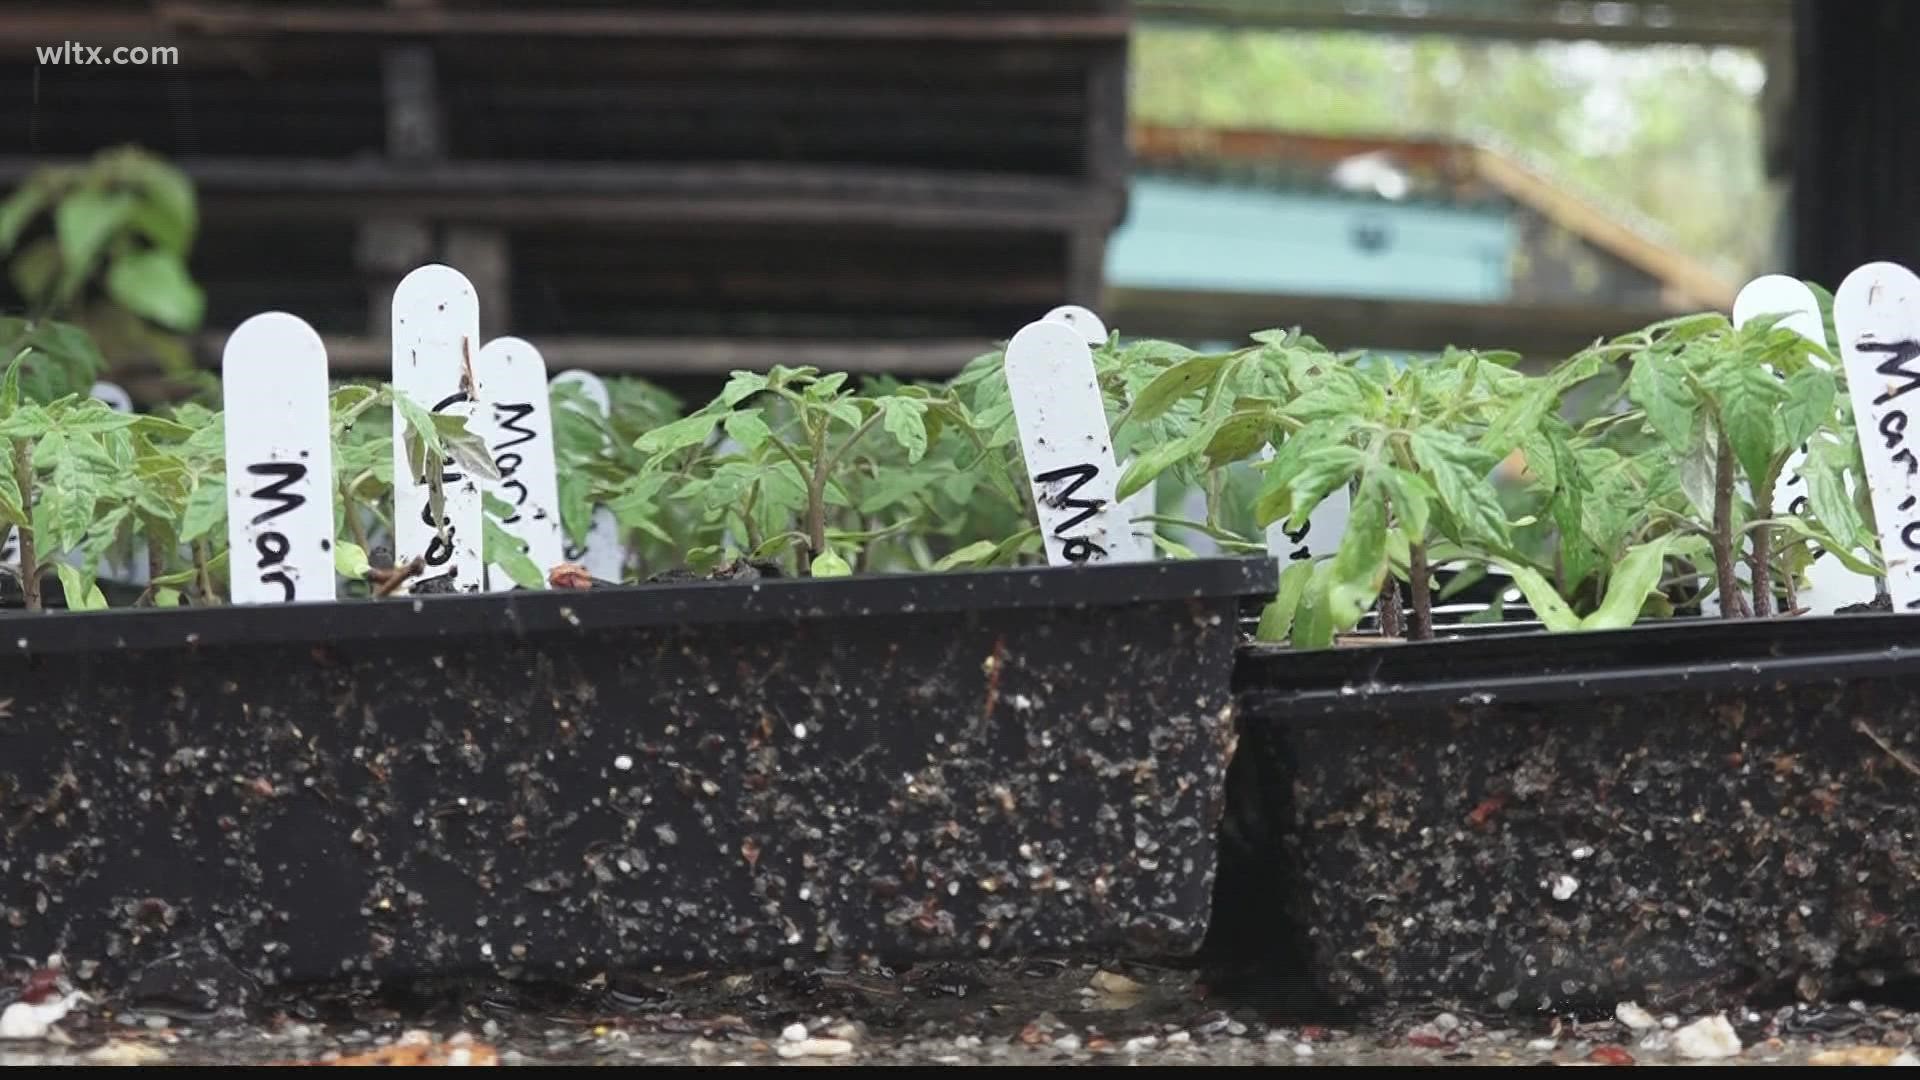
[1223,614,1920,1014]
[0,557,1276,991]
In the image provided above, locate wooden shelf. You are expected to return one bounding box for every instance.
[1104,286,1686,359]
[202,334,993,377]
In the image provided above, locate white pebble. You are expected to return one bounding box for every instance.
[613,754,633,771]
[781,1023,809,1043]
[1550,874,1579,901]
[1672,1015,1741,1060]
[1527,1038,1558,1051]
[1123,1036,1159,1054]
[1293,1043,1314,1057]
[1615,1001,1657,1030]
[777,1038,853,1059]
[0,992,88,1041]
[1166,1031,1191,1045]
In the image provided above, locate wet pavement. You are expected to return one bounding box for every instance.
[6,958,1920,1065]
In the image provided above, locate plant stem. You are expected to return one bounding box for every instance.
[1377,581,1403,639]
[806,411,883,558]
[1711,428,1740,620]
[1409,541,1434,641]
[12,438,36,612]
[194,540,216,605]
[344,488,372,556]
[1749,470,1775,618]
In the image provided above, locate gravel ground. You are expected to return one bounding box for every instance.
[6,958,1920,1065]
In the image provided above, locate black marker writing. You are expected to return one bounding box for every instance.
[1864,339,1920,406]
[489,402,538,525]
[1032,463,1109,564]
[246,462,306,525]
[245,462,306,601]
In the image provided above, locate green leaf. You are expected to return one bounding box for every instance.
[1117,430,1204,502]
[482,490,516,520]
[8,239,58,302]
[179,476,226,542]
[1380,467,1434,539]
[1409,429,1510,545]
[810,547,852,578]
[431,412,501,483]
[1493,561,1583,632]
[1780,367,1836,452]
[0,348,20,413]
[0,403,52,439]
[128,413,194,439]
[1280,376,1368,422]
[1325,473,1388,629]
[1202,408,1272,468]
[634,411,722,458]
[1717,365,1783,487]
[54,563,107,611]
[154,586,182,607]
[62,401,140,434]
[334,540,372,580]
[559,471,595,547]
[858,468,931,514]
[1290,560,1339,650]
[106,249,205,331]
[1258,443,1365,530]
[1627,350,1695,450]
[1805,448,1868,553]
[1254,558,1315,643]
[878,397,928,463]
[121,153,197,253]
[484,516,546,589]
[1772,514,1882,577]
[1115,354,1226,431]
[723,408,773,451]
[0,476,23,529]
[391,392,442,482]
[716,371,770,408]
[1579,537,1672,630]
[54,191,134,288]
[932,539,999,571]
[1480,377,1557,458]
[0,181,50,253]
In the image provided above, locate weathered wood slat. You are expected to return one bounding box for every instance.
[229,335,994,376]
[3,3,1128,43]
[1104,286,1681,359]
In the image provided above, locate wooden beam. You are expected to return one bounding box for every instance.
[1135,0,1788,47]
[0,157,1115,231]
[130,3,1131,43]
[1103,286,1685,358]
[202,335,994,377]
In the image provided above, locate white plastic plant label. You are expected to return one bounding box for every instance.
[1042,304,1155,553]
[1260,443,1351,566]
[1043,304,1109,346]
[221,312,337,603]
[391,264,485,592]
[1719,274,1873,614]
[1004,319,1140,565]
[1836,261,1920,612]
[549,369,625,583]
[476,337,564,591]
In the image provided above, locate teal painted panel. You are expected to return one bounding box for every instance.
[1107,177,1515,303]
